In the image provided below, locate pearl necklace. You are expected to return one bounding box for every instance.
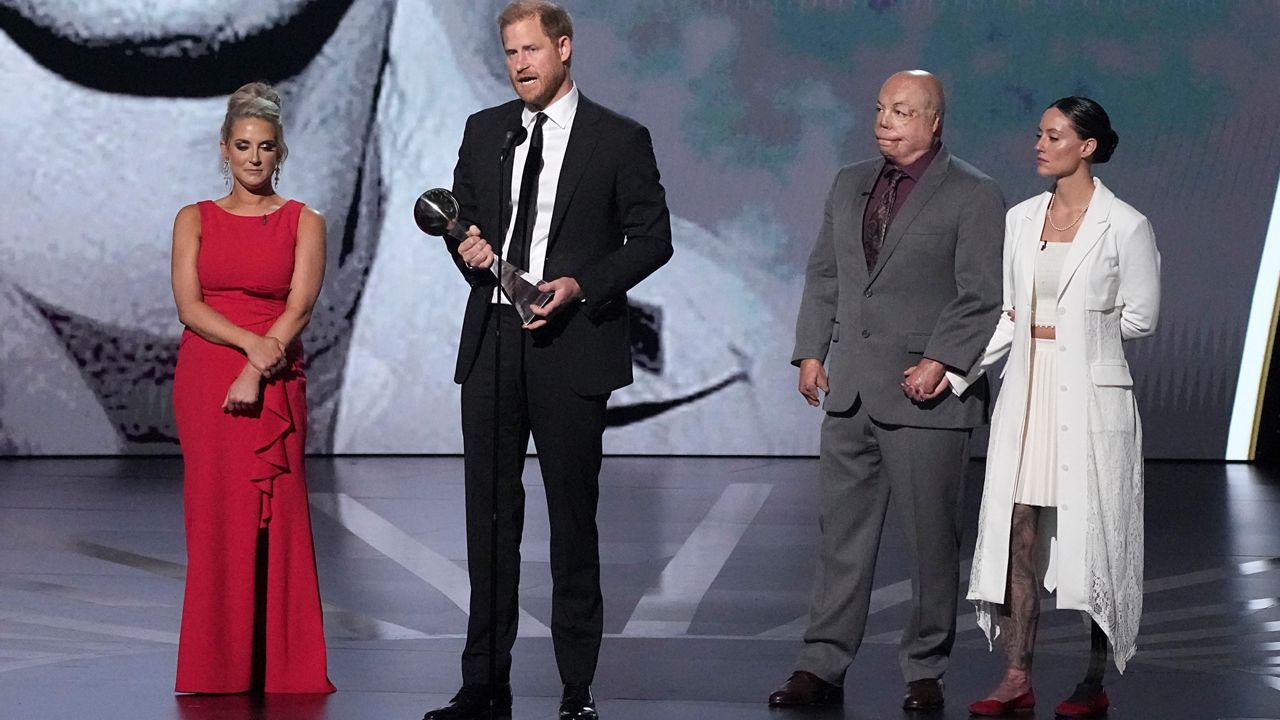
[1047,192,1089,232]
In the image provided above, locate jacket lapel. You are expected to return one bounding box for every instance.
[1056,178,1114,301]
[868,148,950,284]
[1016,192,1050,307]
[547,95,602,251]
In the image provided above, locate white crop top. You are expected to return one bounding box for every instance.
[1032,242,1071,328]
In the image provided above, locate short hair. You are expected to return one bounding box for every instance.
[220,82,288,164]
[926,86,946,124]
[1048,96,1118,164]
[497,1,574,43]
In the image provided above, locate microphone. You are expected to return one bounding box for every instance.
[500,125,527,163]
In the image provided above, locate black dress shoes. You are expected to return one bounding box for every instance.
[559,684,599,719]
[767,670,844,707]
[902,678,944,711]
[423,684,513,720]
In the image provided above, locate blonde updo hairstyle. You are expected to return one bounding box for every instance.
[220,82,288,165]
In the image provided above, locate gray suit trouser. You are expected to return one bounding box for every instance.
[797,398,970,684]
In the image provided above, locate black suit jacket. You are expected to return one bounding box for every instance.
[449,94,673,395]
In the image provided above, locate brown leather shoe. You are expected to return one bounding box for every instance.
[902,678,944,711]
[767,670,843,707]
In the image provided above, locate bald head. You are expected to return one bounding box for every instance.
[874,70,945,165]
[883,70,945,123]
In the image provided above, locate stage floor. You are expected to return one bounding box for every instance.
[1,456,1277,719]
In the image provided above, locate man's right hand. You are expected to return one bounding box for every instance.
[458,225,495,270]
[798,358,829,407]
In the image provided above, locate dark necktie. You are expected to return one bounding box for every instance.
[508,112,547,272]
[863,165,908,272]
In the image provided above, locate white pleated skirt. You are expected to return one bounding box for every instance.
[1013,338,1059,507]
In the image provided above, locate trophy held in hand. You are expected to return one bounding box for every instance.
[414,188,554,325]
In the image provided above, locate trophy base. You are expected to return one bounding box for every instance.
[496,261,555,325]
[422,194,556,325]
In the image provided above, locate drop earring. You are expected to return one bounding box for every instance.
[274,165,281,186]
[221,159,230,187]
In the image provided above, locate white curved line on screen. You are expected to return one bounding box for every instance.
[1227,174,1280,460]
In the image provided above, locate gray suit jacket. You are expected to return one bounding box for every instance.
[792,146,1004,428]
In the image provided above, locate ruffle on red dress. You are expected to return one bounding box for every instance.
[249,374,296,528]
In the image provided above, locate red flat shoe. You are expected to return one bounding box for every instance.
[968,690,1035,716]
[1055,684,1109,717]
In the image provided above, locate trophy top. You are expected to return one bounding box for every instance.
[414,187,459,236]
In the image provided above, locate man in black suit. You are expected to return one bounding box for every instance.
[423,3,672,719]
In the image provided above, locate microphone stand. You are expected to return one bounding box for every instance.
[488,126,520,720]
[413,126,527,720]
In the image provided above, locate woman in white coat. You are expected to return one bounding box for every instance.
[951,97,1160,717]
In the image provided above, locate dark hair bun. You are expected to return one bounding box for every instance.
[1048,96,1118,164]
[1092,127,1119,164]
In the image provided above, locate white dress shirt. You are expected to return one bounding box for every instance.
[493,84,579,303]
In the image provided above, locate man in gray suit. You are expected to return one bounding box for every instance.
[768,70,1004,711]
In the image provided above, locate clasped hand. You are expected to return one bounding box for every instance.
[246,335,287,378]
[225,335,286,414]
[795,357,950,407]
[222,367,262,414]
[901,358,950,402]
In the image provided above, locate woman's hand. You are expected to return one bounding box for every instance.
[245,335,286,378]
[222,368,262,414]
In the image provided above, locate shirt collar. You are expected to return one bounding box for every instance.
[523,83,578,131]
[893,141,941,181]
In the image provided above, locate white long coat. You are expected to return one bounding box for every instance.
[950,178,1160,672]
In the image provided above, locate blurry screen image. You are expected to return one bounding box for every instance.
[2,1,1278,458]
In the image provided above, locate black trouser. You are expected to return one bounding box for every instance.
[459,305,608,687]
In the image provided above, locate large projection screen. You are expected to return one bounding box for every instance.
[2,0,1278,458]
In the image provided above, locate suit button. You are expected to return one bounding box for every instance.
[862,329,871,338]
[864,289,873,298]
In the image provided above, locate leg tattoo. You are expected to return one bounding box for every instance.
[985,503,1041,700]
[1002,503,1041,674]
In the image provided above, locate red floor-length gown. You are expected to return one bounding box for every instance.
[173,199,334,693]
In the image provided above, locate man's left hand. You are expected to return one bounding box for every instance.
[523,276,583,330]
[901,358,950,402]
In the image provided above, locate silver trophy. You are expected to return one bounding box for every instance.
[414,188,554,324]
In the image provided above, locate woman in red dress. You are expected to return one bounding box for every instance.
[170,82,334,694]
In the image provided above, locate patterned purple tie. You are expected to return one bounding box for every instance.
[863,165,908,272]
